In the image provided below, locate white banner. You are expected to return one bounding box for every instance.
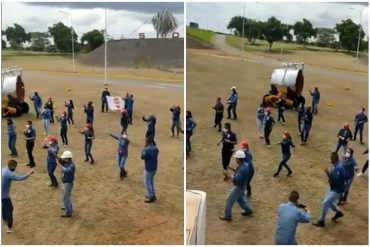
[107,96,125,112]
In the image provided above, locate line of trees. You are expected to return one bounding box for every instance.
[2,9,179,53]
[227,16,367,52]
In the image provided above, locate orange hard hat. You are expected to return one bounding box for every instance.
[282,130,290,137]
[240,140,249,149]
[344,122,350,128]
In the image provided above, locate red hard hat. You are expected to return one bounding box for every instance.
[86,123,92,129]
[344,122,350,128]
[48,135,58,143]
[240,140,249,149]
[282,130,290,137]
[265,108,272,113]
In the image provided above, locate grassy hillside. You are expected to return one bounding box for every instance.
[186,27,215,44]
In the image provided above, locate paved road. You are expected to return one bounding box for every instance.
[212,34,368,83]
[24,70,184,92]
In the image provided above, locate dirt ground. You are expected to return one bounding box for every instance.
[186,47,368,244]
[1,58,184,244]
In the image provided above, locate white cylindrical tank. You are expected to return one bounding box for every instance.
[1,68,25,100]
[270,63,304,94]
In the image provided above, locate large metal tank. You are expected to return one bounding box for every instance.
[270,62,304,94]
[2,68,29,116]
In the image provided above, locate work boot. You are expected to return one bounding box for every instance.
[145,197,156,203]
[287,170,293,177]
[84,159,89,162]
[90,160,95,165]
[331,211,344,221]
[312,220,325,227]
[273,172,279,177]
[219,215,231,221]
[120,169,124,180]
[241,211,253,216]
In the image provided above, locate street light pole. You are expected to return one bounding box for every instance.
[350,7,363,61]
[59,10,75,73]
[104,8,108,85]
[241,2,246,54]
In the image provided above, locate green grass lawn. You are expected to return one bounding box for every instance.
[186,27,215,44]
[2,49,70,57]
[225,35,339,54]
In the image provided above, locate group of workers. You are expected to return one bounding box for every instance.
[2,86,180,233]
[190,85,368,244]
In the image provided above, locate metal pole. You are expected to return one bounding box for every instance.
[71,15,75,72]
[355,9,362,60]
[104,8,107,85]
[241,2,246,54]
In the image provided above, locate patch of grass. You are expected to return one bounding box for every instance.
[2,49,69,57]
[186,27,215,44]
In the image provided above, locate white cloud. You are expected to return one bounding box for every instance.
[187,2,369,36]
[2,2,184,40]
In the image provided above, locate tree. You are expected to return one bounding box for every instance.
[48,22,78,53]
[4,23,31,50]
[316,28,336,48]
[2,39,6,49]
[152,9,178,38]
[30,32,51,51]
[227,16,246,37]
[293,19,317,48]
[262,16,283,51]
[335,19,365,52]
[81,29,104,51]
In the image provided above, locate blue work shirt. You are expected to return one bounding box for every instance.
[84,105,94,117]
[355,112,368,126]
[24,127,36,143]
[144,117,156,135]
[310,90,320,103]
[222,131,237,149]
[338,128,352,143]
[141,144,159,172]
[328,162,346,194]
[60,116,68,129]
[170,107,181,121]
[228,92,238,105]
[110,134,130,156]
[32,95,42,107]
[61,161,75,184]
[232,162,250,188]
[280,138,295,155]
[257,106,265,121]
[41,108,51,120]
[124,96,134,110]
[2,167,31,199]
[275,202,311,245]
[7,123,16,137]
[186,118,197,133]
[342,157,357,179]
[264,115,275,130]
[243,149,253,164]
[47,144,59,164]
[66,103,74,114]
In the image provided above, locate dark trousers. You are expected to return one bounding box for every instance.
[50,110,54,123]
[362,160,368,174]
[8,135,17,155]
[128,109,133,124]
[86,116,94,125]
[101,101,108,112]
[214,113,223,131]
[264,128,272,145]
[300,124,311,142]
[171,120,180,136]
[61,127,68,145]
[354,124,364,142]
[146,131,156,145]
[186,131,192,155]
[26,141,35,165]
[335,141,348,153]
[47,162,58,186]
[2,198,13,228]
[67,113,74,125]
[298,118,302,133]
[276,153,292,175]
[222,146,233,170]
[227,104,237,119]
[85,142,94,161]
[278,108,285,122]
[121,124,128,135]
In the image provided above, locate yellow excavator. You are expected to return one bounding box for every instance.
[2,68,29,117]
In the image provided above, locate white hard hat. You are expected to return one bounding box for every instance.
[231,86,236,90]
[234,150,246,159]
[61,150,73,159]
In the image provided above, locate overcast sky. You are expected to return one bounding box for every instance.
[187,2,369,36]
[2,2,184,40]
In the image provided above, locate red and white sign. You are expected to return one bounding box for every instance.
[107,96,125,112]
